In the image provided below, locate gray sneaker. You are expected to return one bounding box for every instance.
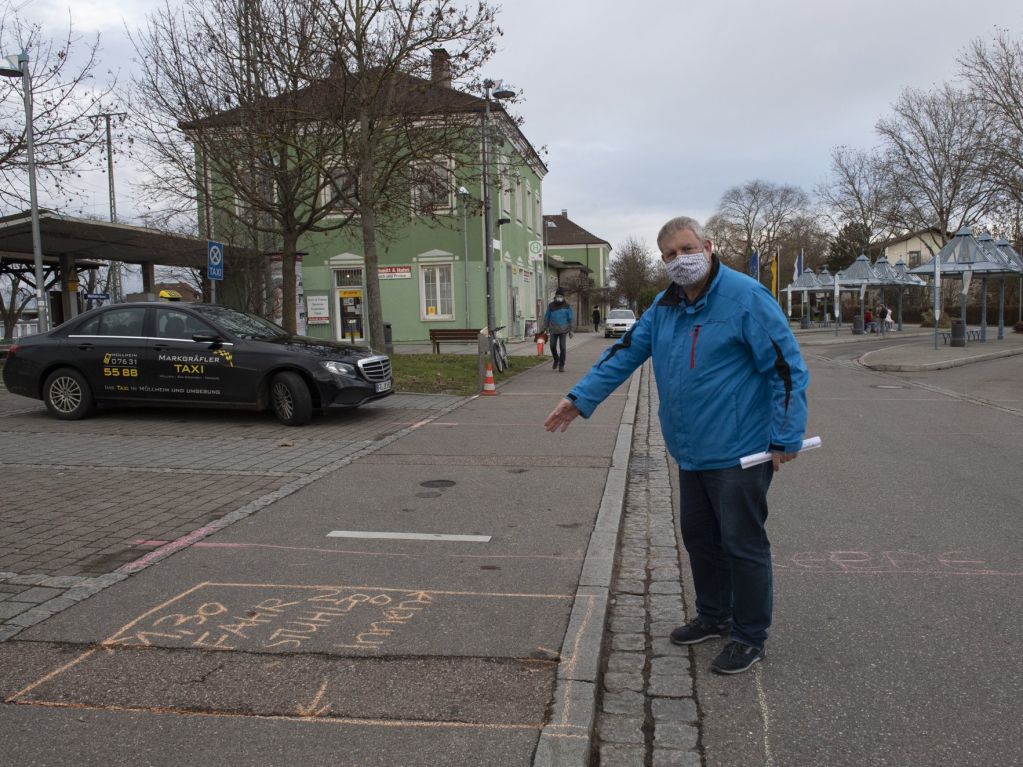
[669,618,730,646]
[710,640,764,674]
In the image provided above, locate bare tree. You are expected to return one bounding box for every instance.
[774,213,833,273]
[130,0,499,341]
[0,5,114,210]
[958,31,1023,209]
[816,146,898,252]
[608,237,660,312]
[876,84,999,251]
[709,180,810,274]
[316,0,499,349]
[130,0,354,331]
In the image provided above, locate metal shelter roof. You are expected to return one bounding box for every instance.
[816,266,834,288]
[977,233,1023,275]
[0,210,260,269]
[836,254,883,285]
[996,238,1023,271]
[782,268,821,293]
[893,258,927,286]
[871,254,912,286]
[909,226,1005,276]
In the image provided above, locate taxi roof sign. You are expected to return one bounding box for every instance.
[159,289,183,301]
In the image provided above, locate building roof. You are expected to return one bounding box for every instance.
[879,228,949,249]
[543,210,611,248]
[180,67,547,177]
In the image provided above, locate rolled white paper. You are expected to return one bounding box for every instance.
[740,436,822,469]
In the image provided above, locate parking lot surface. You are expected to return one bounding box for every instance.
[0,392,461,623]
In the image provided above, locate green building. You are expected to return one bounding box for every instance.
[199,50,549,347]
[543,210,612,329]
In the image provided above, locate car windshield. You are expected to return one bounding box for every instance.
[608,310,636,319]
[191,305,290,340]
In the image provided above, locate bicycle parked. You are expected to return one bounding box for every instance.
[488,325,508,373]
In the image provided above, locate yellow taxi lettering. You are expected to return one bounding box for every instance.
[174,363,204,374]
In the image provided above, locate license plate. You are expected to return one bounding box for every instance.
[375,380,392,393]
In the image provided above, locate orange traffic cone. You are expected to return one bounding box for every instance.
[481,361,498,395]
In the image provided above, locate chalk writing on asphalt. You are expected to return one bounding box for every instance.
[775,550,1018,575]
[103,584,434,652]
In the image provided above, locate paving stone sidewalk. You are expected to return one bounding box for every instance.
[0,391,463,643]
[594,364,701,767]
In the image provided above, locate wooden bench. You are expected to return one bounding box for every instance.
[429,328,482,354]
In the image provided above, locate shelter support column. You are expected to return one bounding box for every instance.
[59,253,79,322]
[142,262,155,294]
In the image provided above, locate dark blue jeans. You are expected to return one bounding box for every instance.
[550,333,567,368]
[678,462,774,648]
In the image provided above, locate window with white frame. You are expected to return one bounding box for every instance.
[501,171,512,213]
[411,158,452,213]
[525,187,533,231]
[516,177,524,221]
[420,263,454,319]
[322,165,358,212]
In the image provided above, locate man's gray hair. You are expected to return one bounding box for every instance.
[657,216,706,249]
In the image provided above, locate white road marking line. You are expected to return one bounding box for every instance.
[754,665,775,767]
[326,530,491,542]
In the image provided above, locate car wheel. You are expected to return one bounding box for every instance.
[43,368,95,420]
[270,371,313,426]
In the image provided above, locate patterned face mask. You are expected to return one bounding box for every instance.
[664,252,710,286]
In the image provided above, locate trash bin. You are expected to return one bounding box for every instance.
[383,321,394,354]
[950,320,966,347]
[852,315,864,335]
[800,315,811,329]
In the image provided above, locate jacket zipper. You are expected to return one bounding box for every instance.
[690,325,701,369]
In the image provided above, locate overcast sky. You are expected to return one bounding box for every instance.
[27,0,1023,253]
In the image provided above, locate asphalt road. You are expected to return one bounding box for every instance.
[3,333,1020,766]
[0,341,624,766]
[690,338,1023,767]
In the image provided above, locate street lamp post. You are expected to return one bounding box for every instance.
[1,52,46,332]
[458,186,471,327]
[543,218,556,302]
[481,78,515,334]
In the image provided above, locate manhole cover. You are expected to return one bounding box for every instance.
[420,479,456,488]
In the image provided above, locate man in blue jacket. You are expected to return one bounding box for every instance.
[545,216,809,674]
[541,286,575,372]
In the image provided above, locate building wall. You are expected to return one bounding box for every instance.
[884,232,944,267]
[296,136,546,346]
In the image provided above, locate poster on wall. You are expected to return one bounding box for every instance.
[379,266,412,279]
[306,295,331,324]
[269,254,306,335]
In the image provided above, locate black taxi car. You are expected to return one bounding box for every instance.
[2,303,393,426]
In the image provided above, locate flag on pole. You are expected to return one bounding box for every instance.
[770,253,778,299]
[794,249,804,281]
[748,250,759,281]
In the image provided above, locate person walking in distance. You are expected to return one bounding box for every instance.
[544,216,809,674]
[541,287,574,372]
[592,306,601,333]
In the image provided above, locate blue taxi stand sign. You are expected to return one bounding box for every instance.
[207,240,225,281]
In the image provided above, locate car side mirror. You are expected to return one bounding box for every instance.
[192,332,224,345]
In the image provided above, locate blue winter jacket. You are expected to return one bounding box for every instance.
[542,300,574,334]
[567,258,809,470]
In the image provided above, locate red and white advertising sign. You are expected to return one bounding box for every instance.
[379,266,412,279]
